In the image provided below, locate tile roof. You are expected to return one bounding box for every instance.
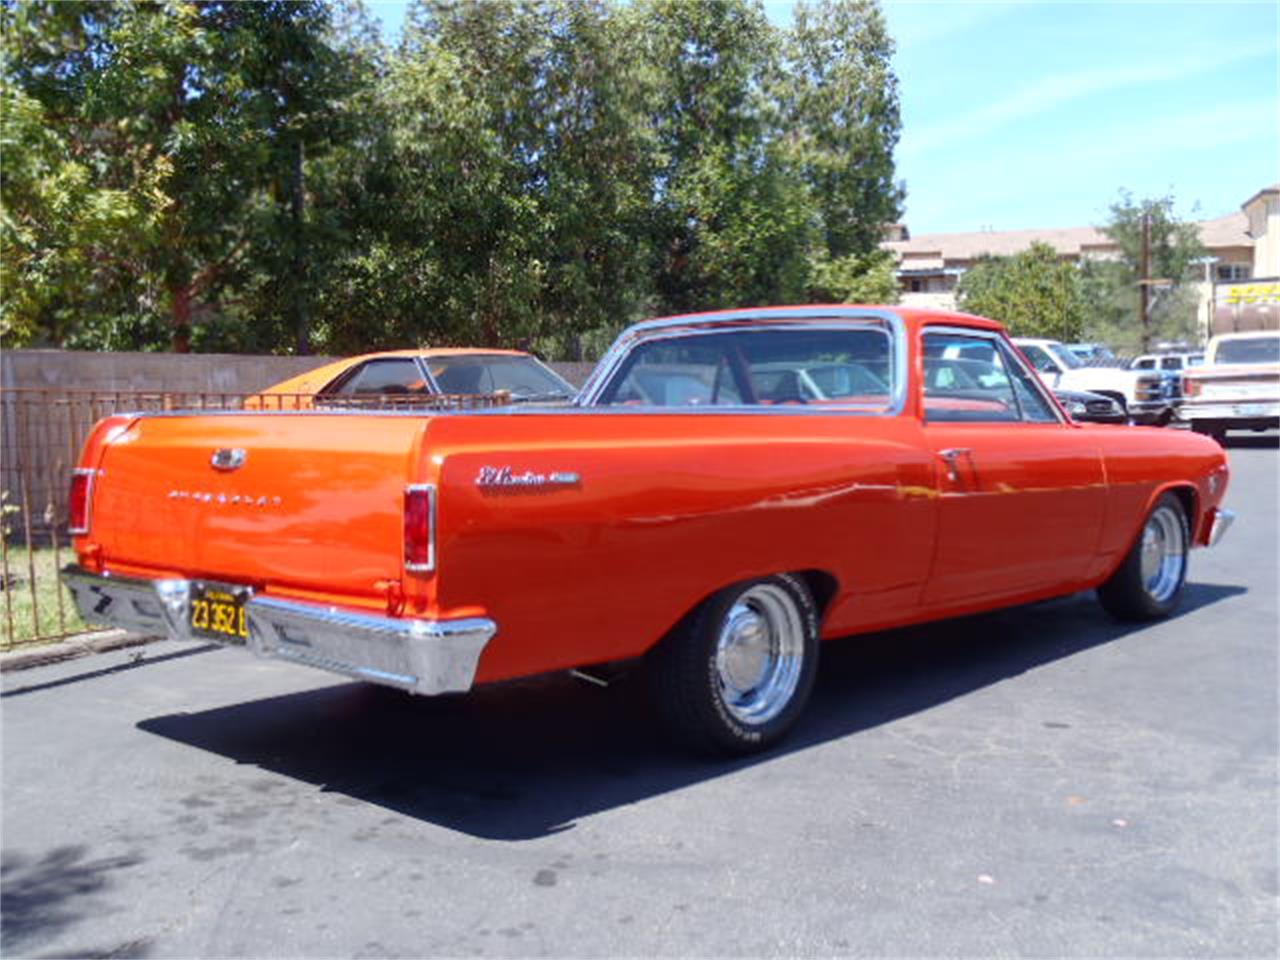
[883,210,1253,262]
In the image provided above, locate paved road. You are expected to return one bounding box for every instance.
[3,441,1276,959]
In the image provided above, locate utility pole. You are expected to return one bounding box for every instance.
[1138,211,1151,352]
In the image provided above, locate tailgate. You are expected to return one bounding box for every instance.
[1184,365,1280,401]
[90,412,428,599]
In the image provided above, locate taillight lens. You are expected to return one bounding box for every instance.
[68,468,95,535]
[404,484,435,572]
[1183,378,1201,398]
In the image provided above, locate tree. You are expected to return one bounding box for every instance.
[3,0,910,355]
[634,0,814,313]
[956,242,1085,340]
[805,248,898,304]
[1080,191,1206,352]
[2,1,361,352]
[780,0,902,260]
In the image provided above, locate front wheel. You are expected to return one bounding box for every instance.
[647,574,819,755]
[1097,492,1190,621]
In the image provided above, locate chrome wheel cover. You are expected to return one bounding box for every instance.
[1139,504,1187,603]
[714,583,806,725]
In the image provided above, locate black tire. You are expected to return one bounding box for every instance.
[1097,492,1190,621]
[647,574,820,756]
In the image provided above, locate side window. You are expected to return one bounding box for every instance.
[1160,357,1181,370]
[993,339,1058,422]
[1134,358,1155,370]
[326,359,428,396]
[1020,344,1059,375]
[923,332,1058,424]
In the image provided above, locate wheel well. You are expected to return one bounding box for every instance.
[658,569,840,652]
[794,569,839,618]
[1166,484,1199,531]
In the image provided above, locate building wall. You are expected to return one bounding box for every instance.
[898,291,958,311]
[1245,191,1279,278]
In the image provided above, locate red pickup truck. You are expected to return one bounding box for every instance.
[63,306,1234,754]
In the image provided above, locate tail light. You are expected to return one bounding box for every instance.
[404,484,436,572]
[68,468,96,535]
[1183,378,1201,398]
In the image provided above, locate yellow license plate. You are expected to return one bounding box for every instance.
[190,584,249,643]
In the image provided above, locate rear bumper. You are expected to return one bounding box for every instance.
[61,566,495,696]
[1181,399,1280,424]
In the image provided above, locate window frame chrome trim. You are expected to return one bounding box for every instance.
[412,356,443,395]
[575,308,909,415]
[403,482,437,573]
[922,323,1068,426]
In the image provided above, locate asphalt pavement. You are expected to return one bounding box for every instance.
[3,438,1276,958]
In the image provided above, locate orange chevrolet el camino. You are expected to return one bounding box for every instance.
[63,306,1235,754]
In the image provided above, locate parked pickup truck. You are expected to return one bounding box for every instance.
[63,306,1234,754]
[1013,337,1178,424]
[1180,330,1280,443]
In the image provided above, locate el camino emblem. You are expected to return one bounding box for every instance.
[211,448,247,471]
[475,466,580,489]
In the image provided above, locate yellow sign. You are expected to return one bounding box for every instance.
[1219,282,1280,305]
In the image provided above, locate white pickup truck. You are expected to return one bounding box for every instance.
[1180,330,1280,442]
[1014,337,1178,425]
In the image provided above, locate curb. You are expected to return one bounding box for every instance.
[0,630,162,673]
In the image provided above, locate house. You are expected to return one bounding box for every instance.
[882,185,1277,341]
[1214,185,1279,334]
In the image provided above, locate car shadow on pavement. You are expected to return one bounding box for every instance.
[137,583,1244,842]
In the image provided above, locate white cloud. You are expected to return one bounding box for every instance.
[883,0,1029,49]
[902,38,1278,159]
[1064,97,1278,170]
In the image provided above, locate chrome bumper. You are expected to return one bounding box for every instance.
[1207,508,1236,548]
[61,566,495,696]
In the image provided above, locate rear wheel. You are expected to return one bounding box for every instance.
[1097,493,1189,621]
[648,574,819,755]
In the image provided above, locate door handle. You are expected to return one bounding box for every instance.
[938,448,971,483]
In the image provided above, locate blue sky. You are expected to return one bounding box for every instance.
[366,0,1278,234]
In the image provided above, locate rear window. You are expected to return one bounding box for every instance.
[1215,337,1279,365]
[598,325,894,410]
[428,355,574,400]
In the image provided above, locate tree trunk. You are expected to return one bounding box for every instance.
[171,285,192,354]
[291,138,311,356]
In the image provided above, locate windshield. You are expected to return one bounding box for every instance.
[1215,337,1279,365]
[1048,343,1084,369]
[429,355,575,400]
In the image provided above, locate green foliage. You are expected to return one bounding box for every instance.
[1079,191,1206,351]
[805,248,899,304]
[956,242,1085,341]
[780,0,902,259]
[3,0,906,356]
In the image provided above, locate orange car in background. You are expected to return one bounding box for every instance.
[250,348,577,409]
